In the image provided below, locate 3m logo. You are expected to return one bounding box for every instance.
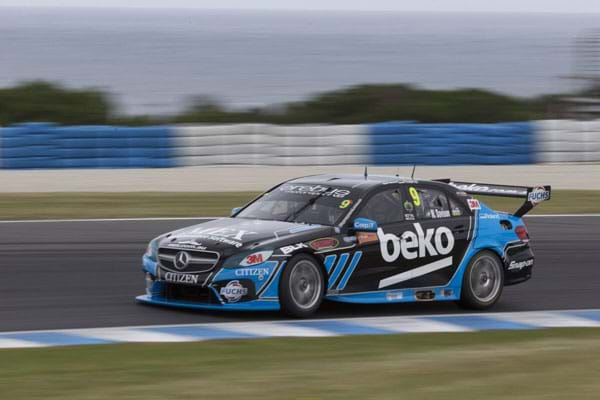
[376,223,455,263]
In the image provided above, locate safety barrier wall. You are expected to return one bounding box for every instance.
[0,120,597,169]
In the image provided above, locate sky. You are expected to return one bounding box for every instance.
[1,0,600,13]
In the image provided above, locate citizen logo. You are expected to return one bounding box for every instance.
[164,272,199,284]
[174,251,190,270]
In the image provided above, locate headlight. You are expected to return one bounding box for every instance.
[144,237,159,260]
[223,250,273,268]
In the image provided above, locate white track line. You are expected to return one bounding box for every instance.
[0,214,598,224]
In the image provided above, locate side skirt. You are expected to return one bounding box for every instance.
[325,286,461,304]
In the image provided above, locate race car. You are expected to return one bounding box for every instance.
[137,174,550,317]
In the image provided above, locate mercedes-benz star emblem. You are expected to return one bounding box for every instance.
[174,251,190,270]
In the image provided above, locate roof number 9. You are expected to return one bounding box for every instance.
[409,187,421,206]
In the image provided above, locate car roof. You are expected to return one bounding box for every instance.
[286,174,453,195]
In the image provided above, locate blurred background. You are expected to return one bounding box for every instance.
[1,2,600,124]
[1,1,600,174]
[2,3,600,400]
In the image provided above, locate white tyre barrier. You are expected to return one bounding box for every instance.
[535,119,600,163]
[266,154,369,166]
[171,124,370,166]
[173,144,273,157]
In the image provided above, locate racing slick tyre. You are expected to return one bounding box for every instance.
[459,250,504,310]
[279,254,325,318]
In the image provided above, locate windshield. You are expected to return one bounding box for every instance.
[236,183,358,225]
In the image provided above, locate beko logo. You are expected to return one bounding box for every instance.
[377,224,455,263]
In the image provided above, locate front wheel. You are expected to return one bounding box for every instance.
[459,250,504,310]
[279,254,325,318]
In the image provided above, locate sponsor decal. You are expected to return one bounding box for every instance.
[240,250,273,266]
[386,292,404,301]
[357,231,378,245]
[528,186,550,205]
[343,236,357,243]
[405,213,415,221]
[449,182,527,196]
[354,219,377,231]
[451,208,462,217]
[403,201,414,212]
[280,184,351,198]
[235,267,270,281]
[280,242,308,255]
[219,280,248,303]
[377,223,455,263]
[183,227,257,248]
[467,198,481,210]
[167,240,207,250]
[164,272,199,284]
[508,258,534,271]
[309,237,339,251]
[480,213,500,219]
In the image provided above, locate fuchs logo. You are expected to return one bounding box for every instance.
[528,186,550,205]
[219,280,248,303]
[376,224,455,263]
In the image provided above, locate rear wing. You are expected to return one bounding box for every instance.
[434,179,551,217]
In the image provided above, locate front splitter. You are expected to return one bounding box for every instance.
[136,295,281,311]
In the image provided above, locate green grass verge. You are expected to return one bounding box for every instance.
[1,328,600,399]
[0,190,598,220]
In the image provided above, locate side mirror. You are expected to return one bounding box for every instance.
[353,218,378,232]
[231,207,241,216]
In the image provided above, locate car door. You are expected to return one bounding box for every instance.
[334,185,414,293]
[394,183,472,289]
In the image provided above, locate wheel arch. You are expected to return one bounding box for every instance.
[284,250,328,283]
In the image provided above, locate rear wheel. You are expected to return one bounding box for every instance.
[279,254,325,318]
[459,250,504,310]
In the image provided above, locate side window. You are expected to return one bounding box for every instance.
[449,196,466,217]
[407,186,451,220]
[356,189,404,225]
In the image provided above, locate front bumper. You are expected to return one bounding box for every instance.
[139,255,283,311]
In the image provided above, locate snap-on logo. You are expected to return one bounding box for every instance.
[376,223,455,263]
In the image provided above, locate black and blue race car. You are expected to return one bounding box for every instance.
[137,174,550,317]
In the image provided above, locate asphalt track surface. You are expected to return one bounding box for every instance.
[1,216,599,332]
